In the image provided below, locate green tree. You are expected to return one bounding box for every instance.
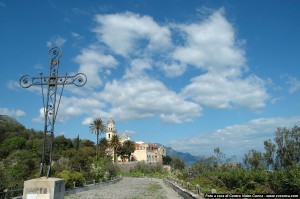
[172,157,185,170]
[93,156,118,181]
[24,139,39,153]
[274,126,300,169]
[214,147,225,163]
[89,118,106,159]
[74,134,80,151]
[122,140,135,162]
[99,138,109,156]
[162,155,172,165]
[4,150,39,188]
[269,163,300,194]
[81,146,96,157]
[53,135,73,154]
[116,145,126,162]
[243,149,265,170]
[2,136,26,151]
[110,135,120,163]
[81,139,95,148]
[263,139,276,170]
[64,148,92,178]
[51,157,70,175]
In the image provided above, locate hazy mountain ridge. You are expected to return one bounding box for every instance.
[153,143,202,166]
[165,147,202,166]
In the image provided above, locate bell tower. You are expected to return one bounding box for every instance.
[106,118,117,141]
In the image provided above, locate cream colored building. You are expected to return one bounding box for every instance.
[106,118,166,163]
[106,118,117,162]
[106,118,117,140]
[119,132,131,144]
[132,142,166,163]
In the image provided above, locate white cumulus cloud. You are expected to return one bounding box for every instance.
[282,74,300,94]
[170,9,268,110]
[33,96,106,123]
[93,12,172,57]
[173,9,246,74]
[75,46,118,87]
[98,76,202,124]
[31,9,270,126]
[0,108,26,117]
[46,35,66,47]
[181,73,268,109]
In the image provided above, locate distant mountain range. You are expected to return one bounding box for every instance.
[165,146,204,166]
[154,143,204,166]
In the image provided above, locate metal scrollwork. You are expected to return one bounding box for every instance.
[19,47,87,178]
[69,73,87,87]
[48,46,62,59]
[19,73,88,88]
[19,75,31,88]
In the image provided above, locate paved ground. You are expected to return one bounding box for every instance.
[65,177,183,199]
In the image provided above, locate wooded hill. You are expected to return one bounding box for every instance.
[0,115,118,190]
[0,115,299,194]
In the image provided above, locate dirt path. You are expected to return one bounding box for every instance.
[65,177,183,199]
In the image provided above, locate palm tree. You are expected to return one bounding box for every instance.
[116,145,126,162]
[89,118,106,159]
[123,140,136,162]
[110,135,120,163]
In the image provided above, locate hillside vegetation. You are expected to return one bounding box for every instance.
[174,126,300,194]
[0,115,299,195]
[0,115,118,191]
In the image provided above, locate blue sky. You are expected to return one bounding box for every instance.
[1,0,300,160]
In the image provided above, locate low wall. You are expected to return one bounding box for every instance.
[163,179,202,199]
[65,178,122,195]
[117,161,163,172]
[117,162,139,172]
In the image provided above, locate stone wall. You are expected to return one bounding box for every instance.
[117,162,139,172]
[163,179,203,199]
[117,161,163,172]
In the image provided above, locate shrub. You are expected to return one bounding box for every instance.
[57,170,85,189]
[148,172,168,178]
[131,161,166,175]
[269,164,300,194]
[93,156,118,181]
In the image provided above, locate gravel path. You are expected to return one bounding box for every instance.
[65,177,183,199]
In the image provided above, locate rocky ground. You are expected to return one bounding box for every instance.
[65,177,182,199]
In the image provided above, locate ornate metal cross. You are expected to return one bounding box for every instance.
[19,47,87,177]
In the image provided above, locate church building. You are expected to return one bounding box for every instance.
[105,118,117,162]
[106,118,117,141]
[105,118,166,163]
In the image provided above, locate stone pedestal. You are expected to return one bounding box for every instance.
[23,177,65,199]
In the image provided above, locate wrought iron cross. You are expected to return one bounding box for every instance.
[19,47,87,177]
